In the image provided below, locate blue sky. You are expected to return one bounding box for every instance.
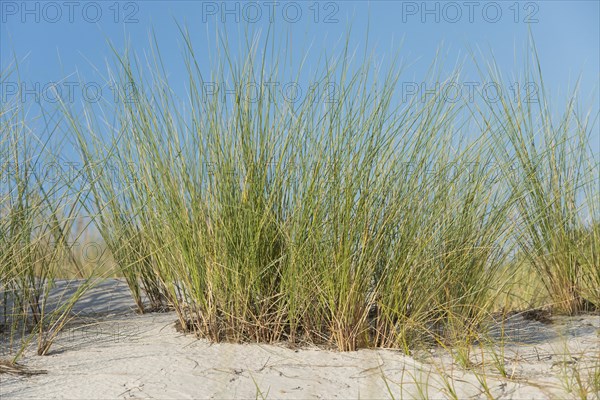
[1,1,599,150]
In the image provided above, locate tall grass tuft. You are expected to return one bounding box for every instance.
[0,67,95,356]
[61,28,522,351]
[474,40,599,314]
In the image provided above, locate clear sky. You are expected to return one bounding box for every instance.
[1,1,599,151]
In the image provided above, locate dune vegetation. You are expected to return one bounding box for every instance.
[1,29,598,359]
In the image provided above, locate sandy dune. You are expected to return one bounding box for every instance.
[1,280,599,399]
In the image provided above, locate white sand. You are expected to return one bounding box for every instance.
[1,280,599,399]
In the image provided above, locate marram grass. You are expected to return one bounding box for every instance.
[472,39,600,314]
[2,28,598,357]
[0,67,99,356]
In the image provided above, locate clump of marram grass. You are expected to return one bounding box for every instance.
[473,39,600,315]
[62,28,522,352]
[0,67,96,357]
